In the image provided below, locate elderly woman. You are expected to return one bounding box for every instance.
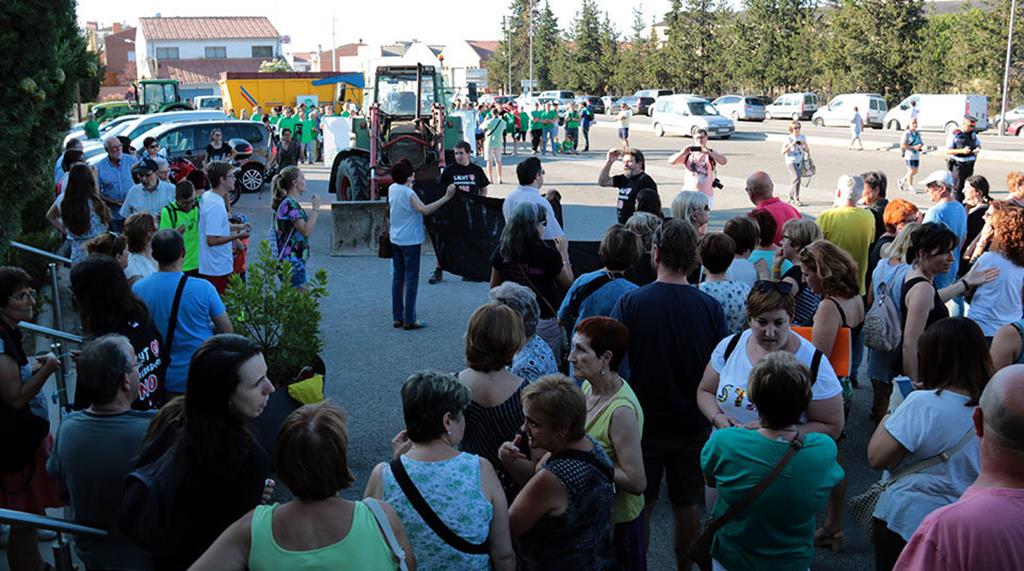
[797,240,865,550]
[489,282,558,382]
[869,317,991,570]
[0,267,62,571]
[193,403,415,570]
[569,317,646,569]
[901,223,998,382]
[491,202,573,361]
[499,375,617,569]
[557,224,641,333]
[365,372,515,570]
[124,211,158,285]
[866,223,918,423]
[670,190,710,238]
[701,352,843,571]
[773,218,822,325]
[132,334,276,570]
[459,304,529,502]
[966,201,1024,338]
[697,283,844,437]
[624,212,661,287]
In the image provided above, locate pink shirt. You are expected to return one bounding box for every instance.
[754,198,801,245]
[894,486,1024,571]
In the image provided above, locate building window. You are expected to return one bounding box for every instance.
[205,46,227,59]
[127,51,136,62]
[155,47,179,60]
[252,45,274,58]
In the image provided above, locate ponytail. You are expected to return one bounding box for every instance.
[271,166,302,211]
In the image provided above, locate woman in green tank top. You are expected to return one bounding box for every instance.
[190,403,416,570]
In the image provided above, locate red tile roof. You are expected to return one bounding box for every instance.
[467,40,499,62]
[139,17,279,41]
[157,58,265,85]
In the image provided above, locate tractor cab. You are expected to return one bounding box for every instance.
[133,79,192,114]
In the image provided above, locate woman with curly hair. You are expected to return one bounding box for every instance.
[1007,171,1024,208]
[966,201,1024,339]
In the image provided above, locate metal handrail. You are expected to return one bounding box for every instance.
[8,241,72,266]
[17,322,83,344]
[0,508,106,538]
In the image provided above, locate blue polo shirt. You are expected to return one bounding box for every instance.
[95,154,138,220]
[924,201,967,289]
[132,272,226,393]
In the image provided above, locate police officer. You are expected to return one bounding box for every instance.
[945,114,981,201]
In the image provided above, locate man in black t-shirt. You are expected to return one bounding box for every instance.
[430,141,491,284]
[598,148,658,223]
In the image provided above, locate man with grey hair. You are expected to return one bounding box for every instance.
[94,136,139,232]
[489,282,557,382]
[120,157,176,218]
[817,174,876,295]
[895,365,1024,570]
[46,335,155,570]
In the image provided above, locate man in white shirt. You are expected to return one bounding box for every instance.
[197,161,249,294]
[502,157,565,241]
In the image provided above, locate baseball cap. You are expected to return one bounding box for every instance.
[920,170,954,188]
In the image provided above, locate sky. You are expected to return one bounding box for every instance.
[77,0,674,53]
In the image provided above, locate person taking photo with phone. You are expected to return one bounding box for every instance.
[670,129,728,209]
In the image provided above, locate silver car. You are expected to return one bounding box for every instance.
[712,95,766,121]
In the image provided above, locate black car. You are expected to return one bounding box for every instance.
[575,95,605,115]
[615,96,655,116]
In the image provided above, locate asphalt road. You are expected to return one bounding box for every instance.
[227,122,1021,570]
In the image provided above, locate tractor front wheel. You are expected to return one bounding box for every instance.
[332,154,370,201]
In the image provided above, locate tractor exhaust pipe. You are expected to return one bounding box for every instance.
[415,64,423,119]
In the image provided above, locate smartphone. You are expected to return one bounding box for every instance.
[516,429,532,460]
[689,145,702,152]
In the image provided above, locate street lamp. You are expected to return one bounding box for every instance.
[529,0,534,97]
[999,0,1017,136]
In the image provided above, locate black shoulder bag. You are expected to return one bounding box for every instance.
[389,458,490,554]
[158,275,189,382]
[560,272,620,337]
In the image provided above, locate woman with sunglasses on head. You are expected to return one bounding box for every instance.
[900,223,998,384]
[697,282,845,437]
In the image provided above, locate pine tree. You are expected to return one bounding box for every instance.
[550,0,619,93]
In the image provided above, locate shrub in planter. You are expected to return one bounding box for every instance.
[223,240,328,385]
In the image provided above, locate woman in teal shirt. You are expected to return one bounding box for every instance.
[701,351,844,571]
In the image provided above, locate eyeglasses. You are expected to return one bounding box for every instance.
[13,289,36,302]
[752,280,793,295]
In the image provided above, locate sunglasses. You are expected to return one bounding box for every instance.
[752,280,793,295]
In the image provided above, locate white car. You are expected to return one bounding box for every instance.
[63,114,142,147]
[811,93,888,128]
[651,94,735,138]
[712,95,767,121]
[81,110,228,156]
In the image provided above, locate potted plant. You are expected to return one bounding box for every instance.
[222,240,328,386]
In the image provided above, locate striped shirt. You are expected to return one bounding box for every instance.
[461,379,527,502]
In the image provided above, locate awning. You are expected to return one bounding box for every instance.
[311,73,365,89]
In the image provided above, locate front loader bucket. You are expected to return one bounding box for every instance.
[330,200,389,256]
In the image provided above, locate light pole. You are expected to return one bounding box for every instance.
[505,16,512,95]
[332,17,338,72]
[999,0,1017,136]
[529,0,535,97]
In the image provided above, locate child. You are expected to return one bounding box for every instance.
[698,232,751,335]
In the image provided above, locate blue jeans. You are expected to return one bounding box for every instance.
[543,127,558,154]
[391,244,421,324]
[303,141,315,162]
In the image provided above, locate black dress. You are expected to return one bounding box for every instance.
[461,379,527,503]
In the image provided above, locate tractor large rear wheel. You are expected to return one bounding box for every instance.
[331,154,370,201]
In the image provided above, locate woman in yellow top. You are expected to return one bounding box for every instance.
[568,316,647,570]
[191,403,416,570]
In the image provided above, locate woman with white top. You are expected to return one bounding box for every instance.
[966,201,1024,339]
[123,212,158,286]
[696,282,845,439]
[669,129,727,207]
[781,121,810,206]
[388,159,456,330]
[867,317,990,571]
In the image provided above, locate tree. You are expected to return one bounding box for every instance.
[550,0,619,93]
[259,58,293,73]
[727,0,820,95]
[487,0,561,93]
[659,0,733,95]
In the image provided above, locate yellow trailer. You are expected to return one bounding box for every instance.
[218,72,363,114]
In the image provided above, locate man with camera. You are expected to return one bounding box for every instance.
[670,129,728,208]
[598,148,658,224]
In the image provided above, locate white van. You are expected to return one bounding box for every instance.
[193,95,224,110]
[811,93,888,128]
[883,94,990,133]
[651,94,735,139]
[766,92,819,121]
[538,90,576,108]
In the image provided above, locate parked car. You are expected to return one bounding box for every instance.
[81,110,229,156]
[811,93,888,128]
[193,95,224,111]
[575,95,605,115]
[766,92,819,121]
[712,95,766,121]
[635,89,673,101]
[63,114,143,146]
[994,104,1024,129]
[651,94,735,138]
[1006,118,1024,136]
[615,95,656,116]
[883,93,990,133]
[538,90,577,109]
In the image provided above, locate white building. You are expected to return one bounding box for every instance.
[135,16,282,99]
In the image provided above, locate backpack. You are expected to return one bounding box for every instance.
[118,446,184,554]
[863,279,902,352]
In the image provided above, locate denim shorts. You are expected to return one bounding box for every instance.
[905,159,920,168]
[289,260,307,288]
[618,127,630,140]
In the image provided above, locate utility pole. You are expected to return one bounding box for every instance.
[999,0,1017,136]
[505,16,512,95]
[332,16,338,72]
[529,0,535,97]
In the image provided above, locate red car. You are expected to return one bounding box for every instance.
[1008,119,1024,136]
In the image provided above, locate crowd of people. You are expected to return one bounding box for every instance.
[4,105,1024,571]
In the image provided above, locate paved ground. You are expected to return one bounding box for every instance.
[6,120,1021,570]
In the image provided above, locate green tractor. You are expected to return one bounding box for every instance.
[95,79,193,123]
[328,64,463,201]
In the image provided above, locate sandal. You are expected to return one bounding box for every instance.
[813,527,846,551]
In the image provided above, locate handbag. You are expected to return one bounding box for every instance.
[848,427,975,542]
[378,200,393,259]
[689,432,805,571]
[802,156,816,177]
